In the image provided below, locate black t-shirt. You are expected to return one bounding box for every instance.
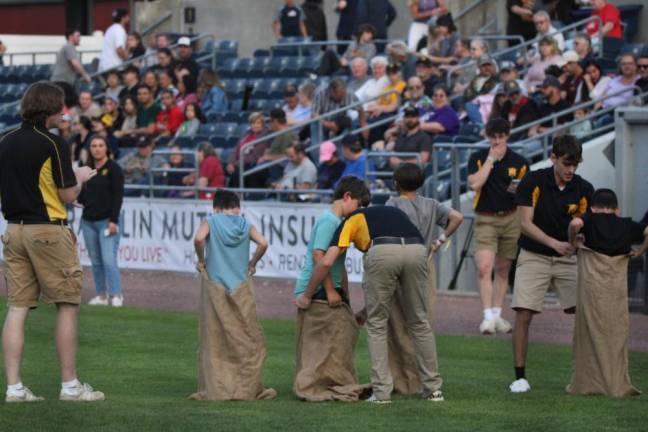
[78,159,124,224]
[0,122,77,222]
[468,147,529,213]
[506,0,536,41]
[278,5,303,37]
[516,167,594,256]
[580,213,646,256]
[394,129,433,155]
[176,57,199,79]
[538,98,573,128]
[317,160,346,190]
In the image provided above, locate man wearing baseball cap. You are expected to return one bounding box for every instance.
[386,106,432,169]
[496,61,527,97]
[176,36,199,79]
[560,50,585,104]
[529,76,572,137]
[464,55,498,102]
[416,57,442,97]
[99,8,129,72]
[317,141,346,190]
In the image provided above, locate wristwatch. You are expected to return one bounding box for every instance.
[486,155,497,164]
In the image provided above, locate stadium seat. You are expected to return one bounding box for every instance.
[249,57,272,78]
[453,135,480,144]
[248,99,269,112]
[173,136,196,148]
[221,112,241,123]
[253,49,271,57]
[206,112,224,123]
[458,123,481,139]
[198,123,221,136]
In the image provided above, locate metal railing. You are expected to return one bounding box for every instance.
[455,0,490,22]
[2,50,101,66]
[271,38,400,56]
[365,151,422,178]
[140,11,173,37]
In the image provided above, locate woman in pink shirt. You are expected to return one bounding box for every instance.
[524,37,562,94]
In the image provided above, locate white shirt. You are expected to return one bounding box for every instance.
[99,23,127,72]
[355,76,389,110]
[533,26,566,53]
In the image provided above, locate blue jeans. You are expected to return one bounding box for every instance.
[81,218,122,296]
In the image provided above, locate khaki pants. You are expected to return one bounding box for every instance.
[362,244,442,400]
[2,223,82,308]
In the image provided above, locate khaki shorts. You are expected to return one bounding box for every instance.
[512,248,577,313]
[2,224,83,308]
[472,212,521,260]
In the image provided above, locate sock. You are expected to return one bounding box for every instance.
[483,308,493,321]
[61,379,80,392]
[515,367,526,380]
[492,307,502,318]
[7,382,24,394]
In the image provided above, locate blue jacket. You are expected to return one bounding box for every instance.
[201,86,228,116]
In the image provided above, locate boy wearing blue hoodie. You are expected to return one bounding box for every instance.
[190,190,276,401]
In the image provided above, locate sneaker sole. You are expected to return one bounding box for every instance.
[5,397,44,403]
[59,394,105,402]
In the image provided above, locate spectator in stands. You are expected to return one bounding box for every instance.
[157,69,179,98]
[573,33,594,64]
[71,116,93,163]
[636,55,648,102]
[51,29,91,86]
[453,38,489,94]
[506,0,536,45]
[227,112,269,187]
[586,0,622,40]
[99,8,129,72]
[600,54,639,110]
[313,78,362,139]
[302,0,328,42]
[151,47,176,74]
[417,13,459,66]
[120,65,140,101]
[285,83,314,126]
[582,60,610,102]
[531,11,565,52]
[356,0,397,45]
[57,112,74,144]
[175,74,199,111]
[454,37,472,65]
[416,56,442,98]
[127,32,146,60]
[319,24,377,76]
[529,76,572,137]
[384,106,433,169]
[143,70,160,99]
[366,63,405,118]
[523,36,562,94]
[283,84,302,125]
[79,135,125,307]
[104,70,124,102]
[356,56,389,106]
[407,0,448,51]
[273,0,308,39]
[259,109,297,164]
[317,141,346,189]
[494,60,527,96]
[400,76,434,118]
[101,96,124,133]
[420,84,460,136]
[199,70,228,117]
[187,142,225,201]
[347,57,370,95]
[386,40,418,80]
[275,142,318,190]
[175,37,199,80]
[155,89,184,137]
[175,103,204,139]
[132,84,161,137]
[464,55,498,103]
[166,146,193,198]
[118,136,169,196]
[560,51,585,104]
[113,95,138,144]
[568,107,593,140]
[90,116,119,159]
[340,133,372,180]
[71,91,102,123]
[334,0,359,52]
[0,40,5,66]
[489,81,538,141]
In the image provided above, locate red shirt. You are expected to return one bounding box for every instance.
[587,4,622,39]
[199,155,225,200]
[155,106,184,135]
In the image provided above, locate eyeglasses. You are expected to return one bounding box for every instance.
[638,64,648,69]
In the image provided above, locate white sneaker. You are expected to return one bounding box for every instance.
[509,378,531,393]
[5,386,44,403]
[479,318,496,335]
[111,296,124,308]
[59,382,105,402]
[88,296,108,306]
[424,390,445,402]
[365,394,391,404]
[494,317,512,333]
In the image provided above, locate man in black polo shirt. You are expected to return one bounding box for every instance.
[509,135,593,393]
[296,205,444,404]
[529,76,573,137]
[0,82,104,403]
[175,36,199,80]
[272,0,308,39]
[468,118,529,335]
[386,106,433,169]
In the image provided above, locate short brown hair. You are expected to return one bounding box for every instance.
[20,81,64,125]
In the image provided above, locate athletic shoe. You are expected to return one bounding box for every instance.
[424,390,445,402]
[479,318,496,335]
[365,394,391,404]
[494,317,512,333]
[111,296,124,308]
[59,382,105,402]
[88,296,108,306]
[5,386,44,403]
[509,378,531,393]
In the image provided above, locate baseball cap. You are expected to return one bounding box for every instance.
[416,57,434,67]
[478,55,494,66]
[562,50,580,64]
[499,60,516,72]
[112,8,128,21]
[177,36,192,47]
[283,84,298,97]
[502,80,521,96]
[403,106,419,117]
[269,108,286,121]
[136,136,152,147]
[542,76,561,89]
[319,141,337,163]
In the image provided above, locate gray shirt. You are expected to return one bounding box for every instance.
[51,42,79,84]
[279,157,317,189]
[385,195,451,253]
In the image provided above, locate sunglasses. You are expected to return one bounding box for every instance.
[638,64,648,69]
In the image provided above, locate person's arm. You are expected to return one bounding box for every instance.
[295,246,342,309]
[116,46,129,61]
[58,163,97,203]
[467,154,495,192]
[272,19,281,39]
[248,225,268,275]
[194,219,210,270]
[314,249,342,307]
[630,226,648,257]
[300,19,308,38]
[70,58,91,83]
[597,22,615,38]
[568,217,584,248]
[519,206,575,256]
[108,164,125,235]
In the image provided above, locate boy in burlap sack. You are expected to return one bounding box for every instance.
[190,190,277,401]
[293,177,372,402]
[566,189,648,397]
[380,163,463,394]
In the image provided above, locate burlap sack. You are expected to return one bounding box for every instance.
[294,300,370,402]
[566,247,641,397]
[189,274,277,401]
[388,254,437,394]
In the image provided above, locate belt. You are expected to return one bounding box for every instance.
[8,219,68,226]
[372,236,423,246]
[475,209,516,217]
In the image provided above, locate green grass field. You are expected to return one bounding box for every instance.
[0,298,646,432]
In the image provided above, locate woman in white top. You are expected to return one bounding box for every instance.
[355,56,390,110]
[582,61,611,102]
[407,0,447,52]
[523,36,562,94]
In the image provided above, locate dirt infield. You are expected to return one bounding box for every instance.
[2,268,648,352]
